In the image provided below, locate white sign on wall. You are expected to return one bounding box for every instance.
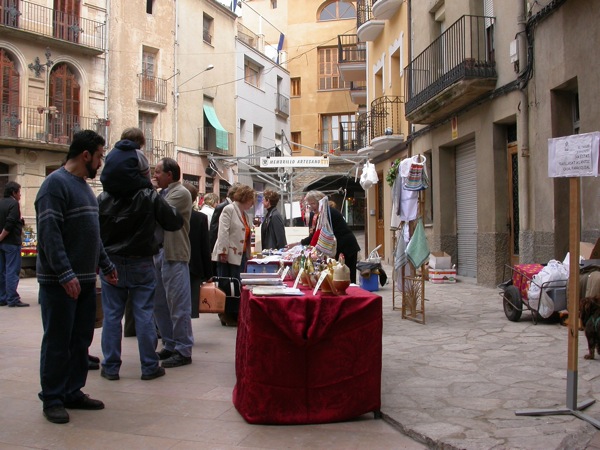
[548,131,600,178]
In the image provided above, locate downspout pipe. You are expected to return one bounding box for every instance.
[173,0,179,161]
[104,0,109,145]
[516,0,530,252]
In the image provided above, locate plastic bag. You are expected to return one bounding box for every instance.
[527,260,568,311]
[360,162,378,190]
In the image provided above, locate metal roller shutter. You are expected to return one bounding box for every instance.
[456,140,477,278]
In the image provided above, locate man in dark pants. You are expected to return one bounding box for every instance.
[35,130,118,424]
[0,181,28,307]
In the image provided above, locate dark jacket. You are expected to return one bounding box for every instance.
[98,188,183,257]
[261,206,287,250]
[189,210,213,281]
[0,196,23,246]
[100,140,152,196]
[301,207,360,257]
[209,198,232,252]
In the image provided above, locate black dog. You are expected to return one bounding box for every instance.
[580,296,600,360]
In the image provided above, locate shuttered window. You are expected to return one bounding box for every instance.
[0,49,20,138]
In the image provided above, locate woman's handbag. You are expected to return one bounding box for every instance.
[199,282,226,314]
[314,197,337,257]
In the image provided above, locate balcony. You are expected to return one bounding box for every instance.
[0,0,105,54]
[237,23,259,51]
[357,0,384,42]
[369,96,404,153]
[138,74,168,107]
[0,103,109,148]
[142,138,174,167]
[337,34,366,83]
[275,93,289,118]
[198,126,233,155]
[356,111,374,155]
[372,0,403,20]
[248,145,280,166]
[405,15,497,125]
[350,81,367,105]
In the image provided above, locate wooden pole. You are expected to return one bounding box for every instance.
[566,177,581,409]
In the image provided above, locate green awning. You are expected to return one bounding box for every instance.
[203,105,229,151]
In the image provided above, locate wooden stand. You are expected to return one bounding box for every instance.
[515,178,599,427]
[392,191,426,324]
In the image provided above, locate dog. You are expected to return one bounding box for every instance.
[580,296,600,360]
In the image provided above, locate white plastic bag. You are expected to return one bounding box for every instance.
[527,260,568,314]
[360,162,378,190]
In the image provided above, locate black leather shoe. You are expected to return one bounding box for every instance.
[8,300,29,307]
[0,301,7,306]
[88,361,99,370]
[100,368,119,381]
[156,348,174,360]
[43,405,70,424]
[161,352,192,368]
[64,394,104,410]
[88,355,100,364]
[141,366,166,380]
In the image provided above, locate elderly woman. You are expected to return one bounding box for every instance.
[290,190,360,283]
[260,189,287,250]
[212,184,255,325]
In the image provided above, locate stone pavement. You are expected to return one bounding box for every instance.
[1,271,600,449]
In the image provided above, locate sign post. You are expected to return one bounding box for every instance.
[516,131,600,428]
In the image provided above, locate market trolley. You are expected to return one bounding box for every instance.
[498,263,567,324]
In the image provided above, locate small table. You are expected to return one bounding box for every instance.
[233,284,382,424]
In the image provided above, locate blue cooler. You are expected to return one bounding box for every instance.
[359,273,379,292]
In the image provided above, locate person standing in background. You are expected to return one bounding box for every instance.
[200,192,219,229]
[153,158,193,368]
[35,130,118,424]
[183,183,212,318]
[260,189,287,251]
[0,181,27,307]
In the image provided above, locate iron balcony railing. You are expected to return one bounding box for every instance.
[0,103,109,145]
[142,138,174,167]
[248,145,280,166]
[198,126,233,155]
[203,29,212,44]
[350,80,367,94]
[337,34,366,64]
[237,23,258,49]
[356,112,370,148]
[275,93,289,117]
[0,0,105,51]
[404,15,496,115]
[356,0,374,29]
[370,96,404,139]
[138,74,168,105]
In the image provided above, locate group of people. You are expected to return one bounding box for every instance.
[28,128,360,424]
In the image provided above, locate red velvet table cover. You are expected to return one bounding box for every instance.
[233,285,382,425]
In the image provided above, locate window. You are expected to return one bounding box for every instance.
[271,0,277,8]
[49,63,80,140]
[141,48,157,100]
[318,0,355,21]
[291,77,301,97]
[320,113,357,153]
[291,132,301,153]
[53,0,81,43]
[244,58,262,88]
[318,48,349,90]
[240,119,246,142]
[0,49,20,138]
[203,14,213,44]
[572,93,580,134]
[1,0,20,26]
[146,0,153,14]
[139,112,155,144]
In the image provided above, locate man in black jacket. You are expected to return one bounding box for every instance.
[97,140,183,382]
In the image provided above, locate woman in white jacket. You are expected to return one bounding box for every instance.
[212,184,255,325]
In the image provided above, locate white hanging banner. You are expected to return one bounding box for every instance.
[548,131,600,178]
[260,156,329,168]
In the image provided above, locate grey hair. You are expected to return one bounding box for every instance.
[304,190,325,203]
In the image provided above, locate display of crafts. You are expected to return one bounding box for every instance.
[285,245,351,295]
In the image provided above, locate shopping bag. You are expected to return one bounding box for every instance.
[199,282,226,313]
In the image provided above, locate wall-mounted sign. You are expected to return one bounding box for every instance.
[260,156,329,168]
[548,131,600,178]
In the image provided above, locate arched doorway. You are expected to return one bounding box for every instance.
[49,63,80,142]
[0,48,20,138]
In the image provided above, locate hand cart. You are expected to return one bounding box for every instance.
[213,276,242,327]
[498,263,567,324]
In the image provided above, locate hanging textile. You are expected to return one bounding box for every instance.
[405,218,430,269]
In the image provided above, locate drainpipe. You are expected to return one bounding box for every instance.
[104,0,109,145]
[173,0,179,161]
[516,0,530,252]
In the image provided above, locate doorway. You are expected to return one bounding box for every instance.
[507,142,519,266]
[375,174,384,258]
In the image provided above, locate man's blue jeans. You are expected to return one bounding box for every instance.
[39,282,95,408]
[153,249,193,357]
[0,242,21,305]
[100,255,159,377]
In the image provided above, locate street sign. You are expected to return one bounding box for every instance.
[260,156,329,168]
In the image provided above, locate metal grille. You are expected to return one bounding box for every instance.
[456,140,477,278]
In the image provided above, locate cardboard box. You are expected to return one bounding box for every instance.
[429,269,457,284]
[429,252,452,269]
